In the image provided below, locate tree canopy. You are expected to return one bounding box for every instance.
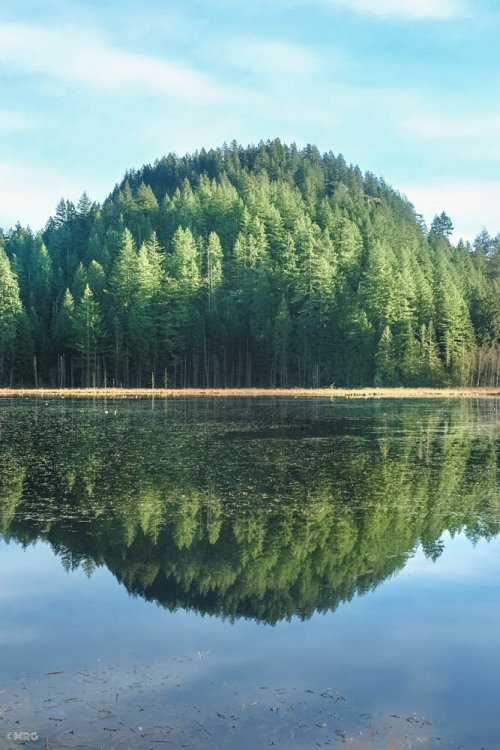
[1,139,500,387]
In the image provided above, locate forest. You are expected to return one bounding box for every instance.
[1,139,500,388]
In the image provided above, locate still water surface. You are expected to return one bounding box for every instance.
[1,397,500,748]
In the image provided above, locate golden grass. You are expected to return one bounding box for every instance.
[1,386,500,398]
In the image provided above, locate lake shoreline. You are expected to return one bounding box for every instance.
[1,386,500,398]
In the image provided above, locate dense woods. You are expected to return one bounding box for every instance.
[1,399,499,623]
[1,139,500,387]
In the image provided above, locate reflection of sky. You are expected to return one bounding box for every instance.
[1,533,500,747]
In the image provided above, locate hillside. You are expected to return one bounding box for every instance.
[1,139,500,388]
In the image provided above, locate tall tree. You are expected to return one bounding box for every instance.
[0,248,23,381]
[73,285,103,386]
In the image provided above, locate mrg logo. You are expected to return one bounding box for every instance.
[5,732,39,742]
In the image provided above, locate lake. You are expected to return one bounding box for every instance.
[1,396,499,749]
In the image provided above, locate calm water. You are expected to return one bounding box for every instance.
[1,396,500,749]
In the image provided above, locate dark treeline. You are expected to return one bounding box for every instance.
[1,398,500,623]
[2,139,500,387]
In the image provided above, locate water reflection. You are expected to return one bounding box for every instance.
[1,397,499,624]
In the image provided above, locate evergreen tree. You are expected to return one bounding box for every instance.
[53,289,75,386]
[274,294,292,386]
[430,212,454,238]
[375,326,397,386]
[205,232,223,312]
[0,248,23,381]
[73,285,103,386]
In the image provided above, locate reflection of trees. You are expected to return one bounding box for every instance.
[1,398,500,624]
[0,453,25,534]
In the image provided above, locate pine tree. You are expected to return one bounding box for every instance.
[108,229,141,384]
[399,323,421,385]
[110,229,140,308]
[421,322,445,386]
[71,262,88,305]
[14,309,34,384]
[205,232,223,312]
[169,226,201,290]
[74,285,103,386]
[362,240,397,331]
[274,294,292,386]
[54,288,75,348]
[375,326,397,386]
[430,212,454,238]
[135,182,159,212]
[87,260,106,300]
[53,289,75,386]
[0,248,23,381]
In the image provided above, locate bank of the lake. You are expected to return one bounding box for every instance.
[2,386,500,398]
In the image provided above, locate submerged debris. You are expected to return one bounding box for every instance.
[0,657,445,749]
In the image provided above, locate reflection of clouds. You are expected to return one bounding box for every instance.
[0,625,37,646]
[0,542,77,601]
[399,532,500,582]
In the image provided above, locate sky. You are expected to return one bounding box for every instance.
[0,0,499,242]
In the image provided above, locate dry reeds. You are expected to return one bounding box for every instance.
[2,386,500,399]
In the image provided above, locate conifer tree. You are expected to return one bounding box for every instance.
[0,248,23,380]
[205,232,223,312]
[74,285,103,386]
[375,326,397,386]
[274,294,292,386]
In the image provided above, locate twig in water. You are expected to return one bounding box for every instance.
[195,720,213,736]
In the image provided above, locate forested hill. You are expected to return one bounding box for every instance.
[1,139,500,388]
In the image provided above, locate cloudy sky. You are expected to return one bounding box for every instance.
[0,0,499,241]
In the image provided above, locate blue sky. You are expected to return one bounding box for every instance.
[0,0,499,242]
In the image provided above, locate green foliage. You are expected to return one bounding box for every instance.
[73,285,103,385]
[375,326,397,385]
[2,139,500,386]
[53,288,75,351]
[0,248,23,380]
[431,211,454,237]
[205,231,223,312]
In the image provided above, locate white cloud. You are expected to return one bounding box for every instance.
[404,113,500,140]
[402,180,500,242]
[317,0,464,19]
[0,162,82,229]
[0,110,34,135]
[0,22,230,104]
[229,39,324,79]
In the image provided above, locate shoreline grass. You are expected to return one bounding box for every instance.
[1,386,500,398]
